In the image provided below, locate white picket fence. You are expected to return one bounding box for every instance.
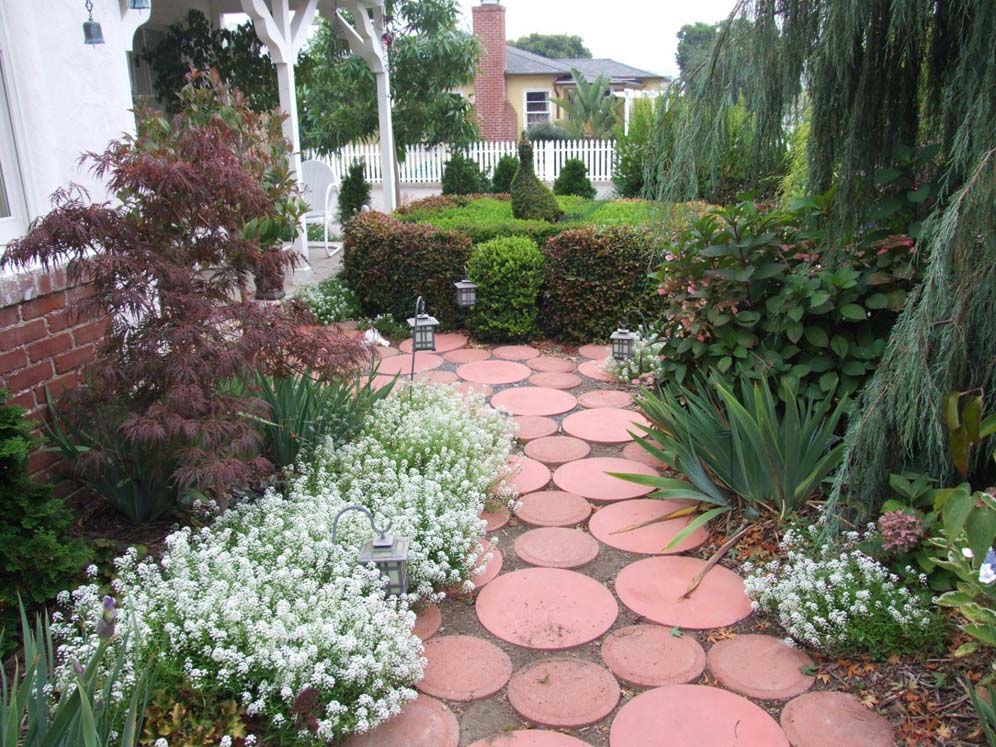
[305,139,616,185]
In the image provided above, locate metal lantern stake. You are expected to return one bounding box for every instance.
[83,0,105,45]
[407,295,439,378]
[331,505,410,597]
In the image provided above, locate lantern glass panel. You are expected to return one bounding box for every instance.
[359,537,410,596]
[610,329,636,361]
[408,314,439,352]
[454,280,478,308]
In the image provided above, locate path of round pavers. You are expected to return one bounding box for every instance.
[356,336,893,747]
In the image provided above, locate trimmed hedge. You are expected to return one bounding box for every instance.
[540,225,659,343]
[466,236,544,342]
[342,211,471,329]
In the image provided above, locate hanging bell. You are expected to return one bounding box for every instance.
[83,18,105,45]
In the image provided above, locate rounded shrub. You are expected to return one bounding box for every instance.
[467,236,544,342]
[510,135,563,222]
[337,159,371,223]
[490,154,519,194]
[342,211,471,329]
[540,225,658,343]
[554,158,596,199]
[442,152,489,195]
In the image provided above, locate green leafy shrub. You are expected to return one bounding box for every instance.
[337,159,371,223]
[613,97,656,198]
[510,135,563,222]
[490,154,519,194]
[294,276,362,324]
[525,122,571,141]
[539,225,657,342]
[441,151,489,195]
[466,237,544,342]
[342,211,472,328]
[0,392,90,654]
[553,158,596,199]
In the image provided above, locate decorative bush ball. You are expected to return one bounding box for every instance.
[337,158,371,224]
[510,134,563,222]
[554,158,596,199]
[491,154,520,194]
[442,151,490,195]
[467,236,544,342]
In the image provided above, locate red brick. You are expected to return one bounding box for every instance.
[0,348,27,375]
[22,292,67,321]
[0,305,20,327]
[54,344,94,374]
[0,319,47,351]
[35,268,68,296]
[26,332,73,363]
[35,371,79,402]
[72,319,108,346]
[46,309,71,333]
[6,360,54,393]
[9,390,36,410]
[28,448,62,475]
[66,284,95,303]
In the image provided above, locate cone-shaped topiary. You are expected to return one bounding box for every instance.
[554,158,596,199]
[338,159,371,224]
[510,133,563,222]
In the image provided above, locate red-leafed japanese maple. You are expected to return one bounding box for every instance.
[1,70,364,519]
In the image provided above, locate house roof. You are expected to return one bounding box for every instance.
[505,45,665,81]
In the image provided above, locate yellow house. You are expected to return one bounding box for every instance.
[465,0,669,141]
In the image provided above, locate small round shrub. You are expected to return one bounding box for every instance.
[510,135,563,223]
[554,158,596,199]
[467,236,544,342]
[491,154,519,194]
[442,152,489,195]
[338,159,371,223]
[540,225,658,342]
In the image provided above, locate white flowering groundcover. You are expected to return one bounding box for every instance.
[52,383,516,744]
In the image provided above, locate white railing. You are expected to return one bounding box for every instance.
[305,139,616,185]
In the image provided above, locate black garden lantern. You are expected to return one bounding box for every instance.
[407,296,439,352]
[331,505,410,597]
[454,277,478,309]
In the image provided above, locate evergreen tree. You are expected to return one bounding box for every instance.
[338,160,372,223]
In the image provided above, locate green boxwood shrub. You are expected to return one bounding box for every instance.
[338,159,371,223]
[342,211,471,329]
[540,225,659,343]
[553,158,596,199]
[511,136,563,222]
[441,152,489,195]
[491,154,519,194]
[466,236,544,342]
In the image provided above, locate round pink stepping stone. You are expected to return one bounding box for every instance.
[342,694,459,747]
[456,381,492,399]
[553,458,656,503]
[491,387,578,417]
[708,634,815,700]
[369,374,400,390]
[588,499,708,555]
[421,370,458,384]
[457,360,532,385]
[515,491,592,527]
[610,685,789,747]
[600,624,706,688]
[514,416,558,442]
[413,604,442,641]
[524,436,590,465]
[418,635,512,701]
[400,332,467,354]
[493,344,540,361]
[445,347,491,364]
[508,456,552,494]
[508,659,620,728]
[374,345,401,358]
[562,407,649,444]
[528,372,583,390]
[468,731,591,747]
[615,556,753,629]
[780,691,893,747]
[481,505,511,531]
[578,389,633,409]
[578,359,617,382]
[579,344,611,359]
[514,528,599,568]
[377,351,443,376]
[528,357,577,373]
[621,441,667,469]
[476,568,617,649]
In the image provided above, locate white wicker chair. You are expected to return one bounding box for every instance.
[301,159,339,257]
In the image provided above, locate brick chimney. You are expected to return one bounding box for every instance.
[472,0,519,141]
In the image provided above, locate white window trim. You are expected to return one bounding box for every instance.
[522,88,553,130]
[0,38,29,249]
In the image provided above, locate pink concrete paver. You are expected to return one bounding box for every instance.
[588,499,708,555]
[481,505,511,531]
[578,389,633,409]
[493,344,540,360]
[515,491,592,527]
[621,441,667,469]
[528,371,583,389]
[513,415,559,442]
[561,407,650,444]
[421,370,458,384]
[514,527,599,569]
[468,731,591,747]
[508,456,552,494]
[456,381,493,399]
[445,347,492,364]
[527,356,577,373]
[400,332,468,354]
[708,634,816,700]
[508,659,620,728]
[457,359,532,385]
[578,344,611,359]
[476,568,618,650]
[377,351,443,376]
[374,345,401,358]
[609,685,789,747]
[342,694,459,747]
[524,436,591,465]
[413,604,442,641]
[578,359,617,382]
[491,387,579,417]
[780,691,894,747]
[552,457,656,502]
[600,624,707,688]
[417,635,512,701]
[615,556,753,629]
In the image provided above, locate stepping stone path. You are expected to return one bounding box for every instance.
[349,336,896,747]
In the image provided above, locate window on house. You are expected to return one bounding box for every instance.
[525,90,551,127]
[0,51,27,246]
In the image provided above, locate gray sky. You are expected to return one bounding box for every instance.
[455,0,739,78]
